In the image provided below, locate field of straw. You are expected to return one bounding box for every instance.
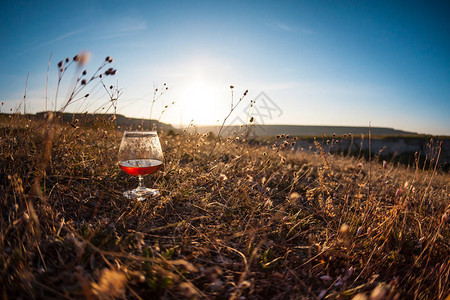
[1,55,449,299]
[1,113,449,300]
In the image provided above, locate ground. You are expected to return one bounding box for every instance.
[1,115,449,299]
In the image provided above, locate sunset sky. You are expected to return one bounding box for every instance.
[1,0,449,135]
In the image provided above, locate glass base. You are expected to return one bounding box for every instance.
[123,187,160,201]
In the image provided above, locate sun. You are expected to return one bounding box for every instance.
[179,70,223,126]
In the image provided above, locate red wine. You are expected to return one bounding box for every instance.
[119,159,162,176]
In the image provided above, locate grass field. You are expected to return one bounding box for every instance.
[1,113,449,299]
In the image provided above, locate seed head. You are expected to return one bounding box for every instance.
[78,51,91,65]
[81,79,87,85]
[73,55,80,61]
[82,70,87,76]
[442,212,449,223]
[340,224,349,235]
[105,56,111,62]
[230,85,234,89]
[289,192,300,201]
[219,173,228,181]
[110,85,113,89]
[57,61,63,68]
[65,57,69,63]
[370,284,387,300]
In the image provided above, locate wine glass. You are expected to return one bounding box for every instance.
[118,131,164,201]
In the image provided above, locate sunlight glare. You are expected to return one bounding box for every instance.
[179,68,222,126]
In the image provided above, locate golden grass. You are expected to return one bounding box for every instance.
[1,114,449,299]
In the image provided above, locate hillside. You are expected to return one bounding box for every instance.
[194,124,418,137]
[34,112,177,132]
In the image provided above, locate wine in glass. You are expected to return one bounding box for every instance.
[118,131,164,200]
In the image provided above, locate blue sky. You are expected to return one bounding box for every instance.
[1,0,449,135]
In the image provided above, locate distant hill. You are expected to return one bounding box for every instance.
[193,124,417,137]
[33,112,176,132]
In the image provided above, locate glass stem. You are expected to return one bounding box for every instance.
[138,175,145,189]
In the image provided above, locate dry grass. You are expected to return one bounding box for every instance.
[1,113,449,300]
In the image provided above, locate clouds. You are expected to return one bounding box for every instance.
[13,28,89,58]
[96,18,148,40]
[269,21,313,34]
